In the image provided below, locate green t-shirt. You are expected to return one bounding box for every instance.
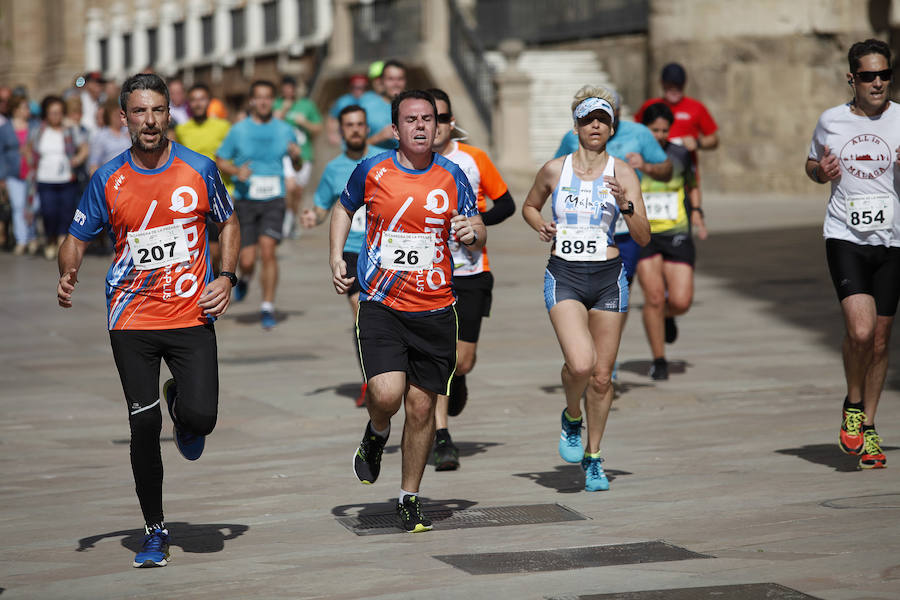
[274,97,322,162]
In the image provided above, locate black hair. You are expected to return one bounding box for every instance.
[391,89,436,126]
[119,73,169,110]
[249,80,277,97]
[382,59,407,75]
[40,95,65,120]
[848,39,892,73]
[641,101,674,126]
[188,82,211,96]
[426,88,451,114]
[281,75,297,87]
[338,104,367,123]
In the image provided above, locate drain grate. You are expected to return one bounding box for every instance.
[336,503,587,536]
[435,541,709,575]
[549,582,822,599]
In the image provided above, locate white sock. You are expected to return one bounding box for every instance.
[400,489,417,504]
[370,422,390,438]
[261,301,274,313]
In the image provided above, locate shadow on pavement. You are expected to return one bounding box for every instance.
[76,521,249,554]
[306,382,362,400]
[619,359,689,377]
[513,464,632,494]
[331,497,478,519]
[226,309,304,326]
[426,441,502,465]
[776,443,899,472]
[696,224,900,391]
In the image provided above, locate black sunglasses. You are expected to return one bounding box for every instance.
[855,69,892,83]
[436,113,453,124]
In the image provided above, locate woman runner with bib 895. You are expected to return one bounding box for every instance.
[523,85,650,492]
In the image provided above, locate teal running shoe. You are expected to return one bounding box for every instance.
[558,409,584,463]
[582,455,610,491]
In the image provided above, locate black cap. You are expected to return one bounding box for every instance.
[661,63,686,86]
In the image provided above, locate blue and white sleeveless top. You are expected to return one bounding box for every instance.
[550,154,619,261]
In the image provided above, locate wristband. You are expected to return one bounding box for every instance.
[692,207,704,217]
[462,230,478,246]
[812,166,822,183]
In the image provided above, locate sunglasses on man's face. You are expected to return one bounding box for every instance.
[436,113,453,124]
[855,69,892,83]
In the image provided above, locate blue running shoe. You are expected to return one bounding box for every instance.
[133,525,170,568]
[558,409,584,463]
[611,360,619,383]
[582,454,610,491]
[261,310,276,330]
[233,279,248,302]
[164,378,205,461]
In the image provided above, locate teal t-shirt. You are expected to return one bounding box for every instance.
[217,117,296,201]
[314,146,382,253]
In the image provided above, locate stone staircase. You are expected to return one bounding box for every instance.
[485,49,617,166]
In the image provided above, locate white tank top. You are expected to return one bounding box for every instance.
[550,154,619,261]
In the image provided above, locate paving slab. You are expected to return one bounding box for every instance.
[1,191,898,600]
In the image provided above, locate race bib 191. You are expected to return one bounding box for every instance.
[127,224,190,271]
[846,194,894,232]
[248,175,281,200]
[644,191,680,222]
[380,231,434,271]
[556,224,607,261]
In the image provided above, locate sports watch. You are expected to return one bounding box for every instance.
[219,271,238,287]
[620,201,634,216]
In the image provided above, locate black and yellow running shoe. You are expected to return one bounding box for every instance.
[397,495,432,533]
[352,422,387,484]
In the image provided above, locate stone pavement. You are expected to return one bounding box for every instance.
[1,191,898,600]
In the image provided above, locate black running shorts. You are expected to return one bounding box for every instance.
[343,251,362,297]
[638,232,695,266]
[356,301,457,395]
[236,197,285,247]
[453,271,493,343]
[826,238,900,316]
[543,255,628,313]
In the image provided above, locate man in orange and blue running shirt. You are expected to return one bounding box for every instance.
[330,90,485,533]
[56,73,239,569]
[427,88,515,472]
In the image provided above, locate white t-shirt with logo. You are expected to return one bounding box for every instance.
[809,101,900,247]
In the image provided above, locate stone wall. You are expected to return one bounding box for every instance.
[647,0,893,193]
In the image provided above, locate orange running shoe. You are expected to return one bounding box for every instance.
[839,405,865,455]
[859,429,886,469]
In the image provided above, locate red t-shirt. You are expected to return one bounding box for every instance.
[634,96,718,140]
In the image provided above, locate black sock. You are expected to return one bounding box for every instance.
[843,396,863,410]
[862,424,875,432]
[435,428,451,444]
[653,357,667,367]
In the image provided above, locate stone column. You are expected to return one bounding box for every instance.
[108,3,128,81]
[246,0,264,53]
[84,8,105,73]
[493,39,533,177]
[132,7,154,74]
[280,0,299,45]
[157,1,181,77]
[328,0,355,68]
[185,0,206,65]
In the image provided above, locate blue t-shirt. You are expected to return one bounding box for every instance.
[553,121,667,181]
[314,146,382,254]
[330,91,397,150]
[216,117,296,201]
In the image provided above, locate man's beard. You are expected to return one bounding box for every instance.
[130,128,168,152]
[345,137,366,152]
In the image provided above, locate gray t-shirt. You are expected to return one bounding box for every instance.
[809,101,900,246]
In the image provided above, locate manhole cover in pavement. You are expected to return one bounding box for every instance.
[548,582,822,599]
[435,541,709,575]
[821,492,900,509]
[336,503,587,536]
